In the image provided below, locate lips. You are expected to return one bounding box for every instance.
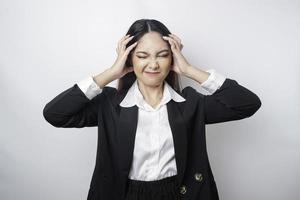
[145,72,160,74]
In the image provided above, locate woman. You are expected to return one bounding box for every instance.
[43,19,261,200]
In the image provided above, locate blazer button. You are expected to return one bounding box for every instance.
[194,173,203,182]
[179,185,187,194]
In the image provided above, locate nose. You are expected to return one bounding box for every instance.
[148,60,159,70]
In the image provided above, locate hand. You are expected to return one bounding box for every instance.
[110,34,138,79]
[162,33,191,75]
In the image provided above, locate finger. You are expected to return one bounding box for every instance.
[169,40,177,51]
[163,36,178,48]
[121,36,135,50]
[168,37,179,50]
[168,34,183,50]
[123,35,134,43]
[123,34,131,40]
[118,35,131,50]
[168,33,182,44]
[162,36,172,46]
[172,38,182,50]
[125,41,138,55]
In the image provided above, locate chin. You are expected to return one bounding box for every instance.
[139,78,164,87]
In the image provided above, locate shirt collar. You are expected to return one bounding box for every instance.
[119,79,186,111]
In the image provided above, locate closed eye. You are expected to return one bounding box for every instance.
[137,54,169,59]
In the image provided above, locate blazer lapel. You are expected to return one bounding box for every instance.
[167,100,188,185]
[114,91,139,198]
[117,105,138,176]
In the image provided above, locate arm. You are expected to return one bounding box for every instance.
[42,68,116,128]
[184,66,262,124]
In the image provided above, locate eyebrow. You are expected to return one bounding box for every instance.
[136,49,169,54]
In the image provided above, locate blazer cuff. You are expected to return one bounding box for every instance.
[200,69,226,95]
[76,76,102,100]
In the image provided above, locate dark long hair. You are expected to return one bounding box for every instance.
[117,19,182,94]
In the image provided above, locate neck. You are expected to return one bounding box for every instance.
[137,80,164,105]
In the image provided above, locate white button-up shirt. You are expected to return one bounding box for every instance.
[77,69,226,181]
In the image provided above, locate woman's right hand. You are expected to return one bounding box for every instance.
[110,34,138,79]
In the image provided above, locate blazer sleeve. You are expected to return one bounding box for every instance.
[202,77,262,124]
[42,77,104,128]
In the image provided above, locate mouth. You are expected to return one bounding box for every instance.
[145,71,160,75]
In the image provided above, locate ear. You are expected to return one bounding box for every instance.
[126,66,134,73]
[170,64,174,71]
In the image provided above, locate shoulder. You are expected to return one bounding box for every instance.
[88,86,117,106]
[102,86,118,96]
[176,86,206,111]
[99,86,128,107]
[181,86,205,100]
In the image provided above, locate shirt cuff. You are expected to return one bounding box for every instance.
[76,76,102,100]
[200,69,226,95]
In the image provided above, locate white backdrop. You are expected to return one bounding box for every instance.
[1,0,299,199]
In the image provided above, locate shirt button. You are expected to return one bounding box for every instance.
[194,173,203,182]
[179,185,187,194]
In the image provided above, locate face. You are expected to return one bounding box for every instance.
[131,32,172,87]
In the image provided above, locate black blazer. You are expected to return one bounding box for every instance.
[43,78,261,200]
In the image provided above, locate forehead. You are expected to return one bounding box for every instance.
[135,32,169,52]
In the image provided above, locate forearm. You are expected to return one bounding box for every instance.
[92,68,117,89]
[183,65,211,84]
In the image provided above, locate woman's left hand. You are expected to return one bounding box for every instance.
[162,33,191,75]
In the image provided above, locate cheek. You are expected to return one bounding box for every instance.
[161,58,172,69]
[132,61,144,75]
[132,60,144,72]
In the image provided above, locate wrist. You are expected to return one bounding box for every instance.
[182,65,194,77]
[107,67,119,79]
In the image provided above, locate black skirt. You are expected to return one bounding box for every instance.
[125,175,181,200]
